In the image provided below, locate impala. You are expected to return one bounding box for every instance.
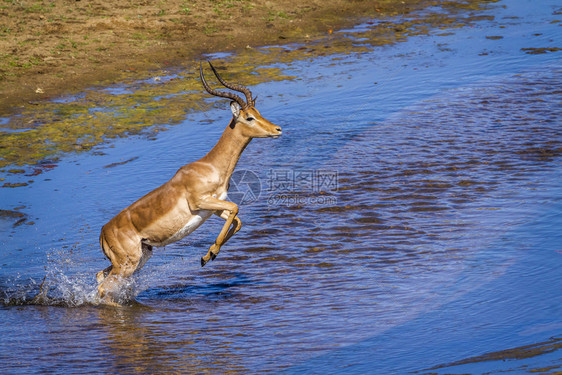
[96,61,282,302]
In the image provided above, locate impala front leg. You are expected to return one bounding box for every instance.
[195,196,239,267]
[208,210,242,261]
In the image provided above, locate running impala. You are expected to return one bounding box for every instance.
[96,61,282,302]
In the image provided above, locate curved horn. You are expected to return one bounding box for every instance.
[200,62,247,109]
[208,61,254,106]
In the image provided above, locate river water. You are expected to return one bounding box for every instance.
[1,0,561,373]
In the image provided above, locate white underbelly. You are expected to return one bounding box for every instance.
[145,191,227,247]
[154,209,214,247]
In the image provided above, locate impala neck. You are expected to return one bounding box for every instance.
[201,118,252,181]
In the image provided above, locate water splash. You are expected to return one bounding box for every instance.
[0,246,144,307]
[0,269,99,307]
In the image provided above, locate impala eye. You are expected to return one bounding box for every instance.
[246,117,255,122]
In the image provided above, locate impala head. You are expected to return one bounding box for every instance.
[200,61,282,139]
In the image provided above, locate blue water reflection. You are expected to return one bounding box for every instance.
[1,0,561,373]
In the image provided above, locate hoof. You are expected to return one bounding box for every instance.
[201,257,208,267]
[210,252,217,261]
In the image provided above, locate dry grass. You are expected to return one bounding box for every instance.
[0,0,424,114]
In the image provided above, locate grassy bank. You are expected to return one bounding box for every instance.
[0,0,445,114]
[0,0,498,184]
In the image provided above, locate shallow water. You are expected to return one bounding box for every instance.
[1,0,562,373]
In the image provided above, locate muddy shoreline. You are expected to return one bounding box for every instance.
[0,0,438,115]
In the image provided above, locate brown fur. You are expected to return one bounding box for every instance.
[97,103,281,302]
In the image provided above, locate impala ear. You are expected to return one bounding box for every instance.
[230,101,241,118]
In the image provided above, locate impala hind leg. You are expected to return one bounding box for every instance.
[97,238,149,304]
[96,265,113,284]
[98,259,141,304]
